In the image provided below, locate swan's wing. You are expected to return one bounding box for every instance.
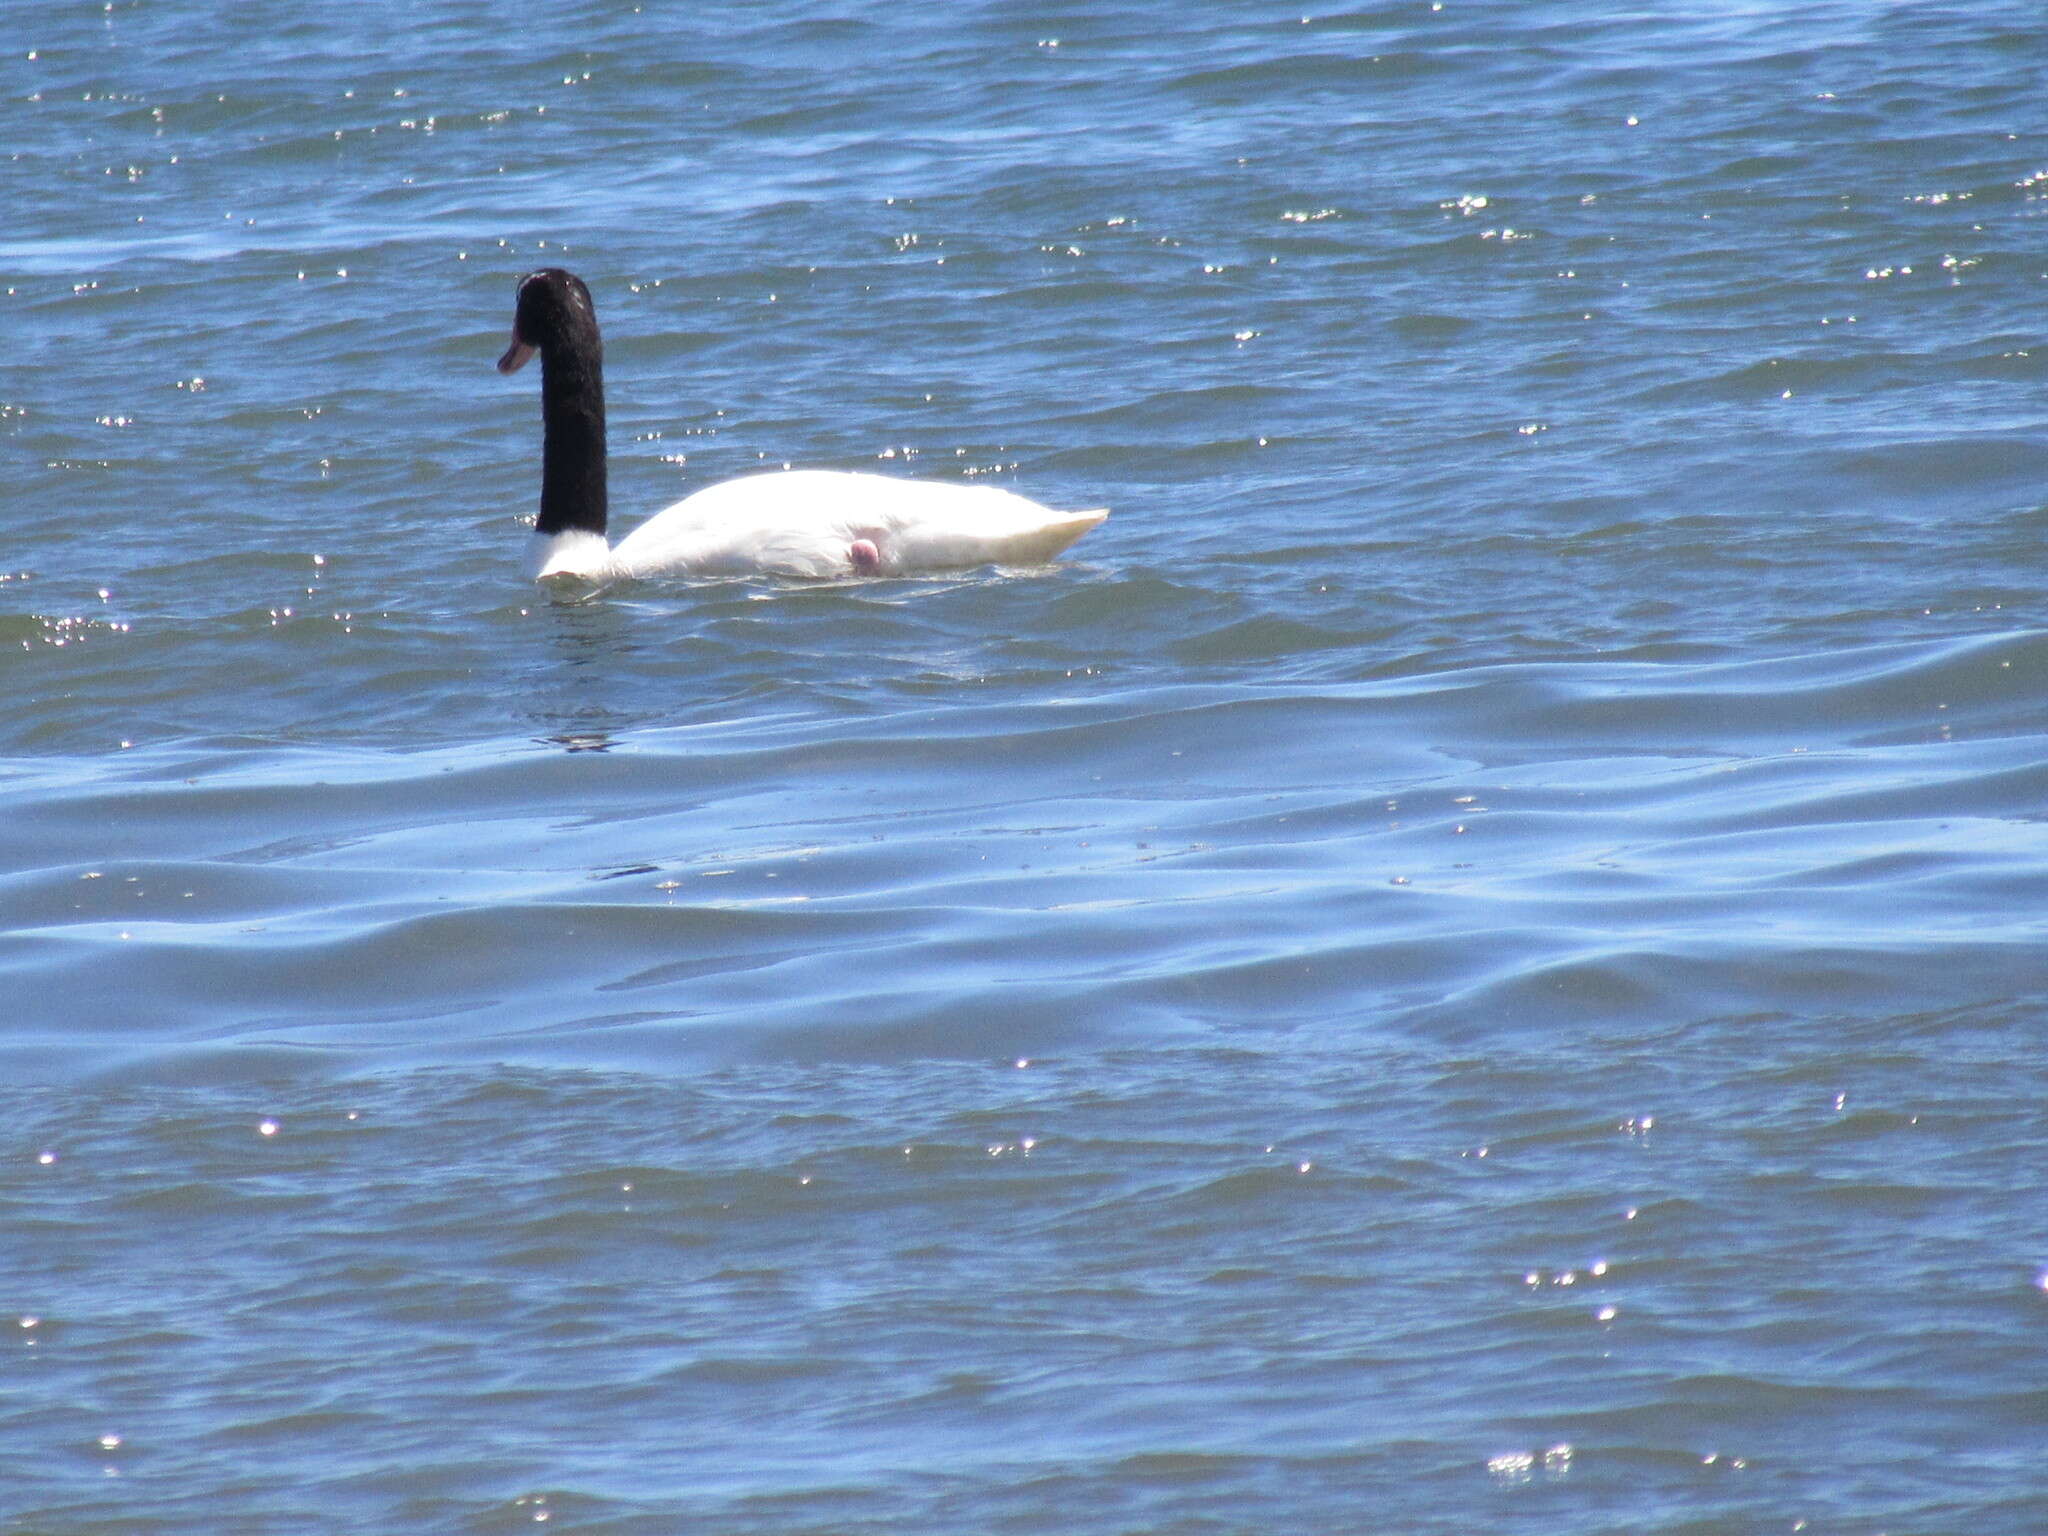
[610,481,849,577]
[607,470,1108,577]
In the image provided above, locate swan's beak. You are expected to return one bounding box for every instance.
[497,328,535,375]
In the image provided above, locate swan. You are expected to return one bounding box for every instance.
[495,268,1108,581]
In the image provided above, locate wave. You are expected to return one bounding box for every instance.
[5,629,2045,1083]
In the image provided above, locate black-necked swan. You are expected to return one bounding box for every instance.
[495,268,1108,580]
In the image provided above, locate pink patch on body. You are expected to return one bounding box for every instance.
[849,538,881,573]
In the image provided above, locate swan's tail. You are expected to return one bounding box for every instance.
[993,508,1109,564]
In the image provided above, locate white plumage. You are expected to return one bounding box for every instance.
[525,469,1107,581]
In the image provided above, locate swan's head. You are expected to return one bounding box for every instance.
[497,267,599,375]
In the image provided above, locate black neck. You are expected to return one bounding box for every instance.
[537,335,607,538]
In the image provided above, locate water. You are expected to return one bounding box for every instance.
[6,1,2048,1529]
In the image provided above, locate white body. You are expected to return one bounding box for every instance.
[525,469,1107,581]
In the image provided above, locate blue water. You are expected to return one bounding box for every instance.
[7,2,2048,1530]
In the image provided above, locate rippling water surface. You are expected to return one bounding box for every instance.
[7,2,2048,1530]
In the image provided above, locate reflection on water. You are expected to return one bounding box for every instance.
[538,728,618,752]
[523,596,641,751]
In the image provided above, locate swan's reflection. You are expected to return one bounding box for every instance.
[523,594,640,753]
[539,728,616,753]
